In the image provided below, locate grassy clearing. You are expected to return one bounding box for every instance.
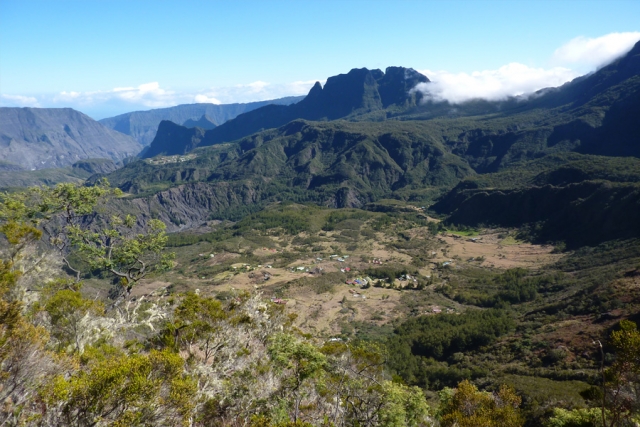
[447,229,480,237]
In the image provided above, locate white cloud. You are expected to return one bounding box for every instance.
[194,94,221,104]
[285,80,319,96]
[198,80,319,105]
[43,79,318,116]
[56,82,183,109]
[242,81,270,93]
[413,32,640,105]
[0,94,40,107]
[552,32,640,69]
[415,64,578,104]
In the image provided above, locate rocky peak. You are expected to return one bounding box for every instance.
[377,66,430,107]
[145,66,432,155]
[182,114,217,130]
[143,120,206,158]
[306,81,323,99]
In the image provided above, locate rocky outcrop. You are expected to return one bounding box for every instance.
[0,107,141,170]
[119,181,265,231]
[114,178,374,233]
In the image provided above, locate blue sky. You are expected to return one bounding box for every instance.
[1,0,639,119]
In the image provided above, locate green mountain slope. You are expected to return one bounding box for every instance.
[102,120,474,229]
[432,153,640,247]
[142,42,640,174]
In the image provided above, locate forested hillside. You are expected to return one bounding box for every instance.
[1,40,640,427]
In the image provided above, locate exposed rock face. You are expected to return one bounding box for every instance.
[99,96,304,146]
[295,66,428,118]
[114,179,375,233]
[121,181,264,231]
[142,67,429,158]
[0,107,141,170]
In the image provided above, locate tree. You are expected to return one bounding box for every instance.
[0,179,114,283]
[69,214,174,298]
[377,381,432,427]
[321,341,431,427]
[173,292,227,363]
[439,380,524,427]
[268,333,327,422]
[0,180,173,299]
[43,282,104,353]
[599,320,640,427]
[46,349,196,426]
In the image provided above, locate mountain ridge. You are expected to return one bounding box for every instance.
[142,67,429,158]
[0,107,141,170]
[99,96,304,146]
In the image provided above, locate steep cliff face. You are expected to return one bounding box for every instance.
[143,121,207,157]
[0,107,141,170]
[433,180,640,248]
[119,181,265,231]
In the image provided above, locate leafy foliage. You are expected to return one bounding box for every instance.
[47,349,196,426]
[600,320,640,427]
[387,310,514,388]
[545,407,602,427]
[438,380,524,427]
[69,214,173,296]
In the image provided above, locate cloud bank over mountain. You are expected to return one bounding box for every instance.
[413,32,640,104]
[414,64,578,104]
[552,32,640,68]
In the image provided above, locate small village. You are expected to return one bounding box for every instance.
[146,153,197,165]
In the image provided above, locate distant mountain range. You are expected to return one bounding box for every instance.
[98,97,304,146]
[0,107,141,171]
